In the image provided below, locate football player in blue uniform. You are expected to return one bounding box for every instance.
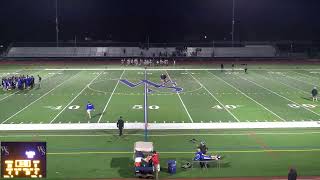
[86,101,95,119]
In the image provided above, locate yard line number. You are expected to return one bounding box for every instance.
[44,104,160,111]
[44,105,80,110]
[132,105,160,110]
[212,105,241,110]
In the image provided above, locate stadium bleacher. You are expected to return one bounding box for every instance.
[7,45,277,58]
[213,45,276,57]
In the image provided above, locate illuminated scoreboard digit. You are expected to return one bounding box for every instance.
[1,142,46,178]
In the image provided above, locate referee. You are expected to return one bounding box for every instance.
[117,116,124,136]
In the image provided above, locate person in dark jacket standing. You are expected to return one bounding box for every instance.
[117,116,124,136]
[288,167,297,180]
[312,87,318,102]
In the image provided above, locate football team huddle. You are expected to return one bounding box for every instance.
[1,75,41,91]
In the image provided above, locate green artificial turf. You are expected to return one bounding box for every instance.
[1,64,320,123]
[1,129,320,179]
[1,63,320,179]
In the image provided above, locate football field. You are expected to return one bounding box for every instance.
[1,63,320,179]
[1,64,320,124]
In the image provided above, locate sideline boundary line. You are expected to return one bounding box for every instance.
[39,68,320,71]
[1,131,320,137]
[0,122,319,130]
[43,68,244,71]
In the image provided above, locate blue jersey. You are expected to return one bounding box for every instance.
[194,151,203,161]
[86,103,95,110]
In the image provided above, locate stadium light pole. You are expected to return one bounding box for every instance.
[231,0,235,47]
[55,0,59,47]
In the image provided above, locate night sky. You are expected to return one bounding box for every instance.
[0,0,319,44]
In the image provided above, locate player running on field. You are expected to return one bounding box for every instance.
[86,101,95,119]
[312,87,318,102]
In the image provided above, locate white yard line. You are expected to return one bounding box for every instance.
[1,72,81,124]
[165,70,194,123]
[207,71,285,121]
[292,71,320,80]
[50,72,103,123]
[279,73,318,86]
[290,71,318,79]
[97,70,125,123]
[240,76,320,117]
[188,71,240,122]
[261,73,309,95]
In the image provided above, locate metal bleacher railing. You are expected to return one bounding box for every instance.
[5,41,320,58]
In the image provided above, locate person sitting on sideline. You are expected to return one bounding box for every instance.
[194,148,221,161]
[198,141,208,154]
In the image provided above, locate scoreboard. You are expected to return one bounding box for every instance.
[1,142,46,178]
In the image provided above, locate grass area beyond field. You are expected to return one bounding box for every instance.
[1,128,320,179]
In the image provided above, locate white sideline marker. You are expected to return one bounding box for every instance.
[50,72,102,124]
[165,70,194,123]
[188,71,240,122]
[98,70,125,123]
[1,72,81,124]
